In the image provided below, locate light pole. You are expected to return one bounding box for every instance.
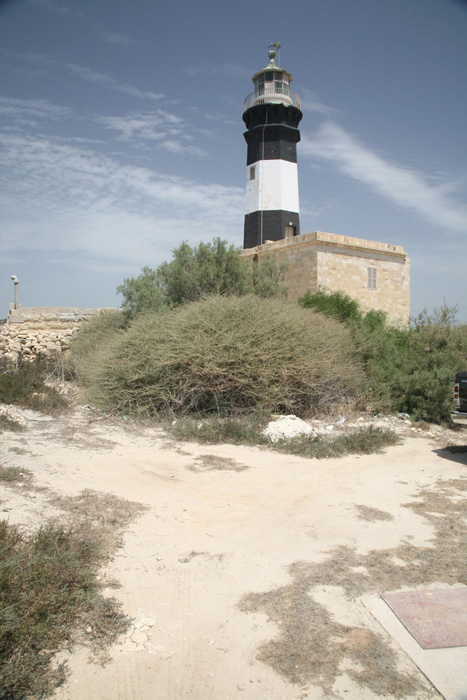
[10,275,19,310]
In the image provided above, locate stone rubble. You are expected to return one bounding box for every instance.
[0,307,114,363]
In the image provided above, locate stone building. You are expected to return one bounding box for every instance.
[241,231,410,325]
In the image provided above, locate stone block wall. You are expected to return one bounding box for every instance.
[241,231,410,325]
[0,306,117,363]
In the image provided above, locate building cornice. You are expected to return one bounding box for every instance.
[242,231,408,259]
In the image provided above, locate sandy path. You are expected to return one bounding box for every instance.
[1,408,466,699]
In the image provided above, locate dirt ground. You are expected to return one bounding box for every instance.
[1,405,467,700]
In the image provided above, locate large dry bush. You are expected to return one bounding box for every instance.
[67,309,125,384]
[82,295,365,417]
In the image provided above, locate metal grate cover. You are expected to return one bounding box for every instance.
[382,588,467,649]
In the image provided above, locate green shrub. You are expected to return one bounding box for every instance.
[117,238,287,320]
[299,288,363,324]
[78,295,365,418]
[358,310,467,422]
[396,310,467,422]
[299,290,467,423]
[0,358,68,414]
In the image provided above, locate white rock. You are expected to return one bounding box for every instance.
[132,631,148,645]
[262,415,315,443]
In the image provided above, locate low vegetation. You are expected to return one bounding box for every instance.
[117,237,287,320]
[72,295,365,418]
[0,357,68,415]
[70,273,467,426]
[169,414,271,446]
[0,414,23,433]
[271,426,401,459]
[0,485,144,700]
[300,290,467,424]
[0,520,129,699]
[0,465,29,482]
[169,417,400,458]
[65,309,125,387]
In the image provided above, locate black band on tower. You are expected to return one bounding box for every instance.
[244,125,300,165]
[243,104,302,131]
[244,210,300,249]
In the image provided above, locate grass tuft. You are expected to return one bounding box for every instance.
[0,465,29,483]
[169,414,270,445]
[272,426,401,459]
[168,418,400,459]
[0,358,68,415]
[0,414,23,433]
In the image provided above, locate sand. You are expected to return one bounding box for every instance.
[1,406,466,700]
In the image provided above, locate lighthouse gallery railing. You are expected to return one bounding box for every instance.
[244,88,301,111]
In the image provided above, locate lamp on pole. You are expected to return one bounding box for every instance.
[10,275,19,310]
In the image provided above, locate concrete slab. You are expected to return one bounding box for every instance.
[363,593,467,700]
[382,588,467,649]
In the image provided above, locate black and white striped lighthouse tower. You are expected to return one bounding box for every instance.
[243,45,303,249]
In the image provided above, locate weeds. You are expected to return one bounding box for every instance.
[0,465,29,483]
[0,358,68,415]
[0,414,23,433]
[168,418,400,459]
[0,519,130,699]
[272,426,401,459]
[169,414,270,445]
[0,489,145,699]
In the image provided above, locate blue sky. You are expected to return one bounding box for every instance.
[1,0,466,321]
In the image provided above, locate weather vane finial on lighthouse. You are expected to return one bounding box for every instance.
[268,41,281,66]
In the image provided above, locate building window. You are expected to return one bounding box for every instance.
[368,267,377,290]
[249,166,256,181]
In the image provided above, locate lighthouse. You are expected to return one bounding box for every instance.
[243,45,303,249]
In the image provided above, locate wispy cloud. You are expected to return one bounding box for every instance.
[100,112,208,157]
[183,62,251,79]
[0,133,243,268]
[1,51,165,103]
[100,112,182,140]
[99,30,145,48]
[65,63,164,101]
[300,88,338,116]
[302,121,467,233]
[0,97,72,122]
[28,0,80,16]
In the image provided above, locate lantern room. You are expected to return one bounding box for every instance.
[244,47,301,111]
